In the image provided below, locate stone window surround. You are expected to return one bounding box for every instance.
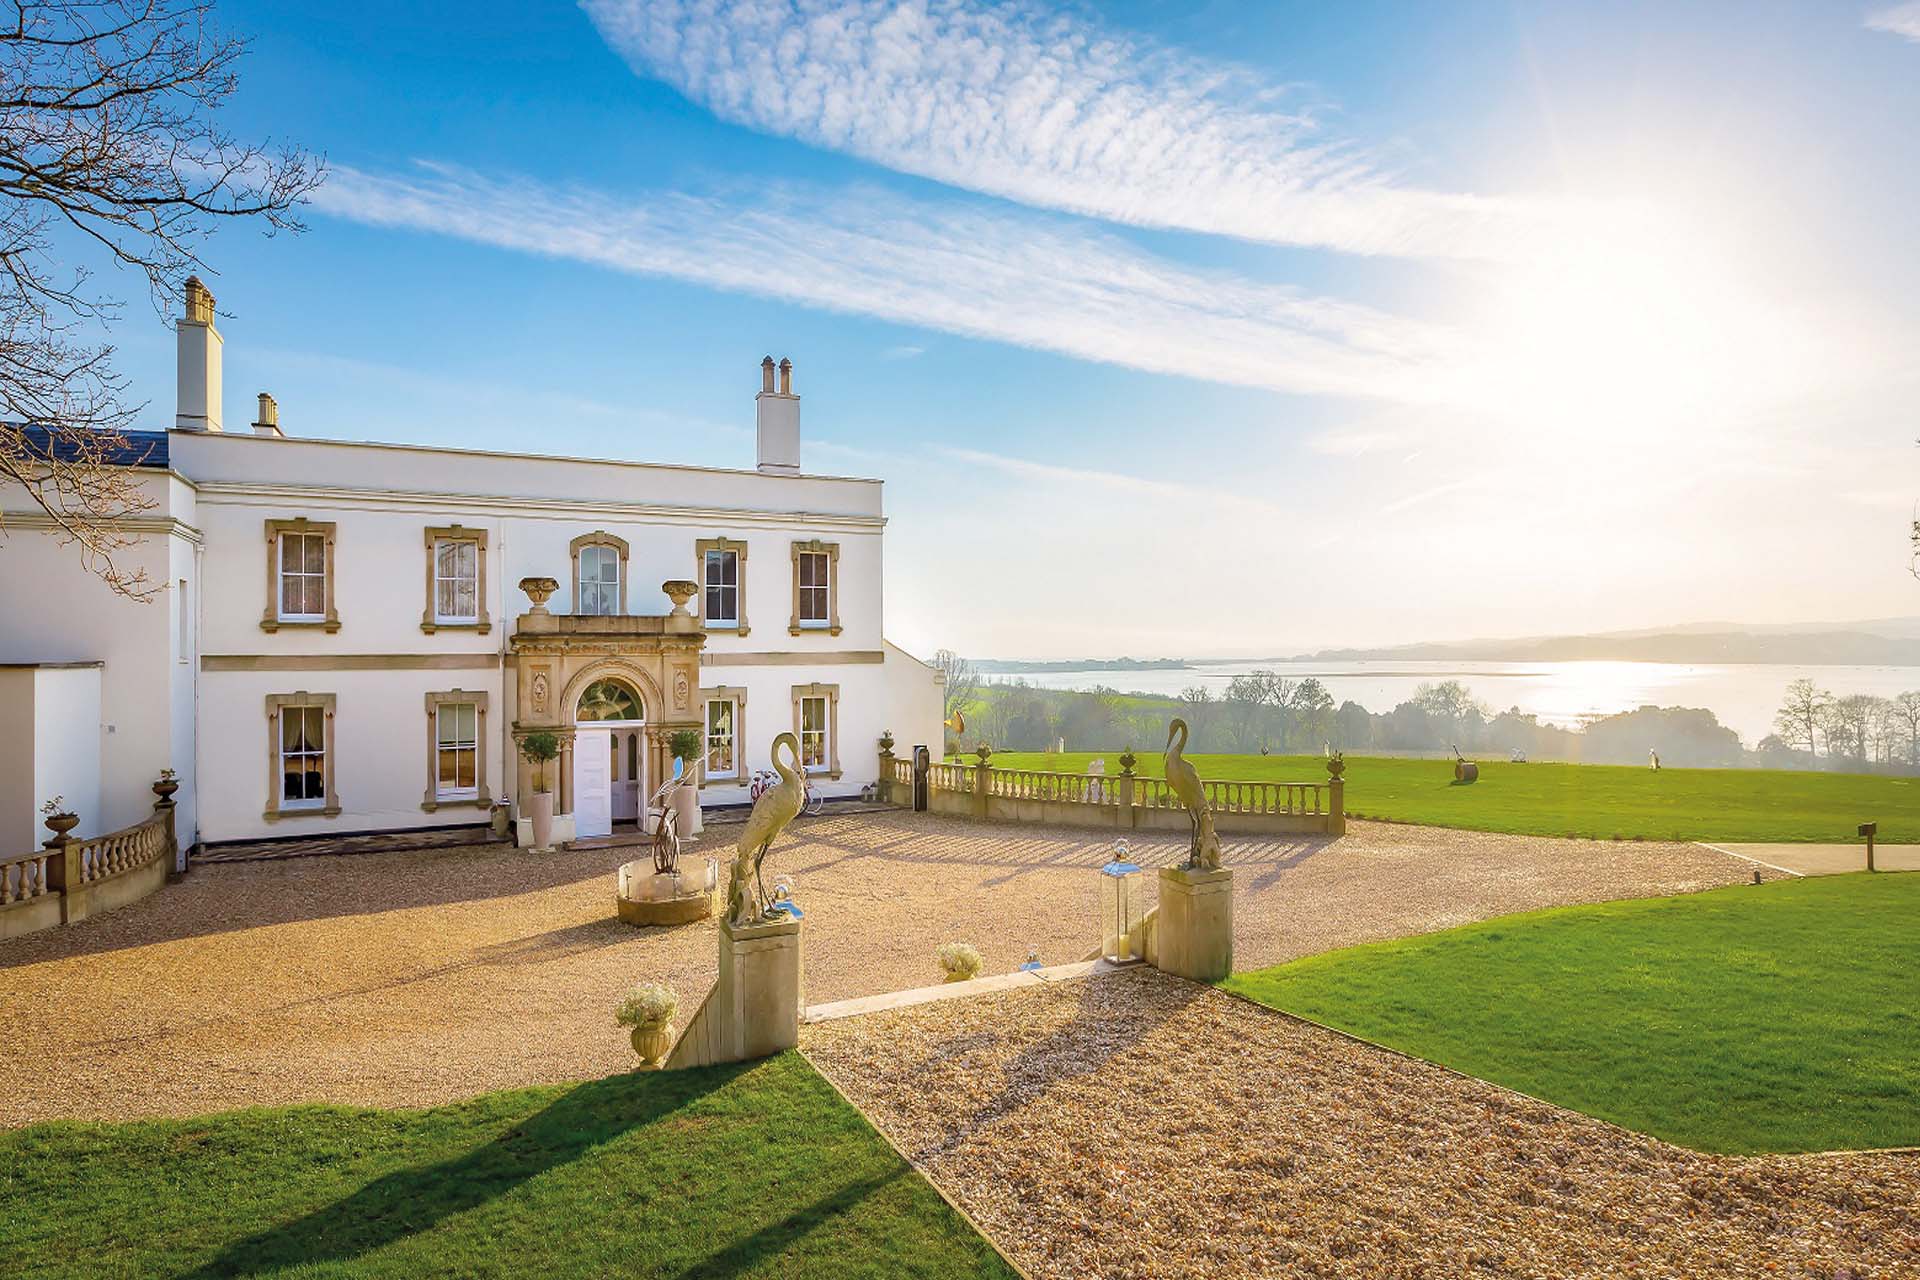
[570,530,629,616]
[790,681,841,779]
[694,536,750,636]
[264,691,340,820]
[421,525,491,635]
[260,517,339,633]
[421,688,491,811]
[699,685,747,787]
[788,539,842,636]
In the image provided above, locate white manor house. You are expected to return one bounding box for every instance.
[0,279,943,860]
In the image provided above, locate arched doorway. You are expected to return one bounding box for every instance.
[574,677,646,839]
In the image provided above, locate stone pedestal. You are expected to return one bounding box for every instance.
[718,914,803,1060]
[1155,865,1233,983]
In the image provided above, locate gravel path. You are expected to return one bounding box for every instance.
[0,814,1752,1127]
[804,967,1920,1280]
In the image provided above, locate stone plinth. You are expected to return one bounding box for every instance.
[666,913,804,1069]
[1155,865,1233,983]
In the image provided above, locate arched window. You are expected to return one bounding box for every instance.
[570,531,629,616]
[577,679,642,722]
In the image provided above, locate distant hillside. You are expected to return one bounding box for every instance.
[974,657,1190,674]
[1291,627,1920,667]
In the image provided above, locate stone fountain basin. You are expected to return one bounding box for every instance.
[615,860,716,927]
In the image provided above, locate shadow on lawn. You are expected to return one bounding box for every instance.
[183,1066,748,1278]
[661,1165,908,1280]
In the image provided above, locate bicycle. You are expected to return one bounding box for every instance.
[750,768,828,816]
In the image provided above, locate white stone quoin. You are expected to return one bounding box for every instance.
[0,280,945,855]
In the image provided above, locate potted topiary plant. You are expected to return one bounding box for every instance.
[519,731,560,851]
[615,981,679,1069]
[669,726,704,837]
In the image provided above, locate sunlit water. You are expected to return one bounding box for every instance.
[994,661,1920,749]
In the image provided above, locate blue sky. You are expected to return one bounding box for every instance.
[99,1,1920,657]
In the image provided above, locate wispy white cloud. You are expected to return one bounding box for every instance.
[313,163,1466,406]
[1867,3,1920,41]
[883,343,926,359]
[582,0,1548,261]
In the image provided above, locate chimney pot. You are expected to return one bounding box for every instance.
[755,354,800,475]
[252,392,283,437]
[175,276,223,431]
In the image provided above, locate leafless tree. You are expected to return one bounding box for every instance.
[1889,690,1920,766]
[1819,694,1877,764]
[932,648,978,726]
[0,0,322,597]
[1177,684,1212,743]
[1773,678,1828,757]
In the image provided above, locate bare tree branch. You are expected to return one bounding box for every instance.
[0,0,324,598]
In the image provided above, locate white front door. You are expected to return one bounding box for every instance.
[574,727,612,838]
[612,728,642,822]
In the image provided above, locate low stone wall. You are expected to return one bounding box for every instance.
[0,796,177,940]
[879,750,1345,836]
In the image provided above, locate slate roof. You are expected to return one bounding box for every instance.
[6,424,170,469]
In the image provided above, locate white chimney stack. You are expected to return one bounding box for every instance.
[251,392,283,437]
[175,276,223,432]
[755,355,800,475]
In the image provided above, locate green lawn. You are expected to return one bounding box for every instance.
[0,1054,1015,1280]
[985,750,1919,843]
[1224,873,1920,1154]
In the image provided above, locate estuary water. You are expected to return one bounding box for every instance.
[993,660,1920,749]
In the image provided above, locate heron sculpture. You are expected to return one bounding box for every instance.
[1164,718,1221,870]
[725,731,806,927]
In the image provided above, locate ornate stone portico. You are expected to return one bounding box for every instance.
[509,579,705,829]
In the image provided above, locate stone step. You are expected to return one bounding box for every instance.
[803,958,1136,1023]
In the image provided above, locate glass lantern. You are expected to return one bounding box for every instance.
[1100,840,1144,962]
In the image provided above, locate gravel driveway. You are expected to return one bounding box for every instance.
[0,814,1752,1127]
[804,966,1920,1280]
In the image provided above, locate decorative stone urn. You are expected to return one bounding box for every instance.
[1117,750,1138,777]
[152,775,180,803]
[630,1023,674,1069]
[519,576,559,614]
[973,743,993,765]
[661,579,698,616]
[878,729,895,756]
[1325,755,1346,778]
[42,812,78,847]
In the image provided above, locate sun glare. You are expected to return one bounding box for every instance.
[1453,199,1817,448]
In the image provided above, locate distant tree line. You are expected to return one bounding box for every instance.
[944,669,1920,773]
[1761,678,1920,771]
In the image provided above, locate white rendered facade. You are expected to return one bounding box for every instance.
[0,286,943,855]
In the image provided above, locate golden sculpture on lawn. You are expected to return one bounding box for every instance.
[726,732,806,927]
[1164,718,1221,870]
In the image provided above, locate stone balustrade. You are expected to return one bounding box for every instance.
[0,791,178,940]
[877,745,1345,836]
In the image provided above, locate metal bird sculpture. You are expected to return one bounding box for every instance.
[1164,718,1221,870]
[726,732,806,927]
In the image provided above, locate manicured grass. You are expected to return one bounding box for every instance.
[1224,873,1920,1154]
[987,750,1920,843]
[0,1054,1016,1279]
